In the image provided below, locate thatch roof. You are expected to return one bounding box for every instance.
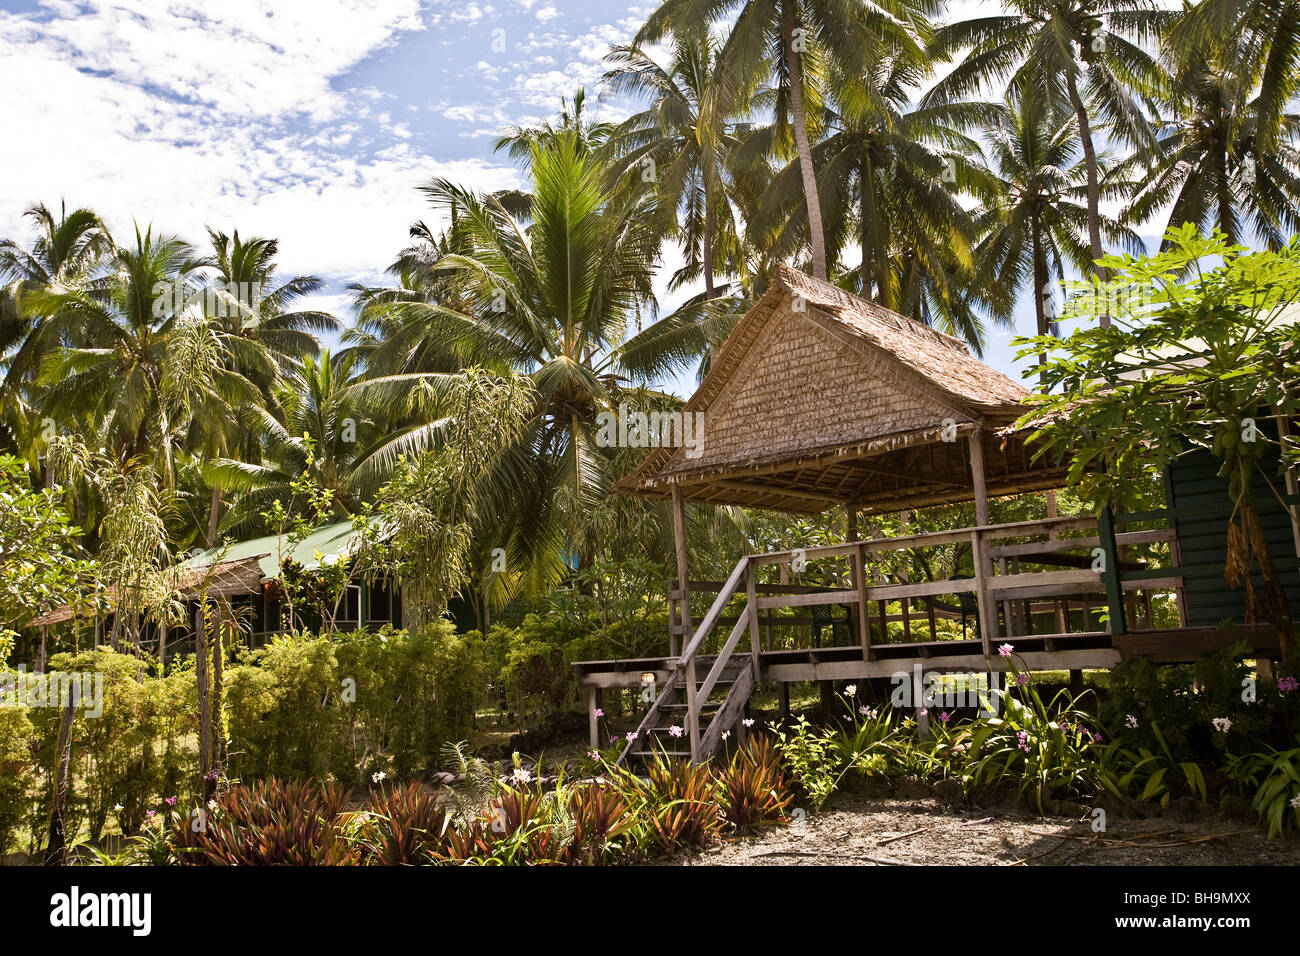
[27,555,268,628]
[614,265,1068,514]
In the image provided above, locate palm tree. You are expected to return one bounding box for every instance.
[355,130,732,595]
[0,203,112,462]
[204,349,399,535]
[1171,0,1300,153]
[604,33,740,299]
[23,227,258,491]
[204,229,339,380]
[637,0,907,282]
[494,89,617,162]
[748,49,1004,349]
[926,0,1170,294]
[1113,45,1300,248]
[196,229,339,541]
[978,94,1143,370]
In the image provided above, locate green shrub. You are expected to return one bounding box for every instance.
[35,648,196,842]
[1223,738,1300,838]
[225,634,345,782]
[963,680,1103,811]
[334,623,482,781]
[772,714,847,809]
[0,698,34,856]
[1102,644,1294,760]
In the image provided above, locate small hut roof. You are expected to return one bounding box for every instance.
[26,555,268,628]
[614,265,1068,514]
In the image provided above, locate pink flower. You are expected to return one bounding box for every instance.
[939,711,950,724]
[624,731,637,742]
[1014,673,1029,686]
[668,725,684,738]
[146,810,156,818]
[1278,677,1299,693]
[164,796,177,807]
[593,708,605,718]
[998,643,1014,658]
[742,718,754,727]
[586,750,600,760]
[1016,730,1031,753]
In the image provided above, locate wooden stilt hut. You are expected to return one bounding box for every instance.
[574,265,1287,764]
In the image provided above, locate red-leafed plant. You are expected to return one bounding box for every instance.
[169,779,355,865]
[716,736,794,834]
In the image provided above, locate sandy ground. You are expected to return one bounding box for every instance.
[673,794,1298,866]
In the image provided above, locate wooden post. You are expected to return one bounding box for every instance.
[847,507,871,660]
[587,685,600,748]
[1098,505,1127,635]
[671,486,692,658]
[971,529,997,661]
[967,430,996,657]
[746,561,760,679]
[999,556,1015,636]
[968,429,990,527]
[1275,411,1300,561]
[672,487,702,760]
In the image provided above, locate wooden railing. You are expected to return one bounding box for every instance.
[669,513,1186,662]
[628,512,1187,763]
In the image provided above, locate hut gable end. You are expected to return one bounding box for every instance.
[673,300,963,474]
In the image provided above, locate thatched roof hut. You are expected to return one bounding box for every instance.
[615,265,1067,516]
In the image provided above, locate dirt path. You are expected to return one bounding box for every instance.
[676,795,1297,866]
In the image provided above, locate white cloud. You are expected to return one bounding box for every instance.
[0,0,521,289]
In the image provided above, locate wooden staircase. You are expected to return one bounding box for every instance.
[616,556,760,766]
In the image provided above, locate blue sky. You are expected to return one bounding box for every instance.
[0,0,1154,396]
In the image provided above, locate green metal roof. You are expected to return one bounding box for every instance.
[185,520,367,580]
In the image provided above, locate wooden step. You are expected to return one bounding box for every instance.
[661,702,720,710]
[627,748,691,757]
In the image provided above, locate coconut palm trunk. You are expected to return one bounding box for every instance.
[859,154,875,299]
[43,693,77,865]
[206,486,221,547]
[1032,226,1051,374]
[195,602,211,785]
[1065,68,1109,305]
[783,2,828,280]
[1239,472,1294,670]
[702,196,717,299]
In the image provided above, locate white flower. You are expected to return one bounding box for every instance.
[1211,717,1233,733]
[722,730,730,740]
[511,767,532,784]
[371,771,386,783]
[113,803,123,812]
[844,684,857,697]
[742,718,754,727]
[1290,795,1300,809]
[1125,714,1138,729]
